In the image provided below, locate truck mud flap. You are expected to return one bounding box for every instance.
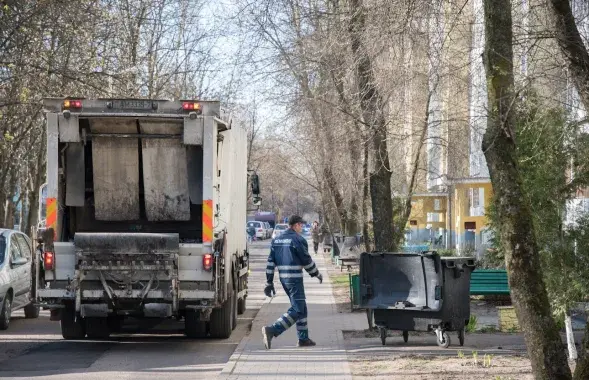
[74,232,179,255]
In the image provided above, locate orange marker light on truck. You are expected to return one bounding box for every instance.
[44,251,55,270]
[203,254,213,271]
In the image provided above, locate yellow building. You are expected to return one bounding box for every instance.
[406,178,494,256]
[406,193,448,246]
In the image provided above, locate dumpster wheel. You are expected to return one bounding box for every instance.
[402,330,408,343]
[379,327,386,346]
[436,331,451,348]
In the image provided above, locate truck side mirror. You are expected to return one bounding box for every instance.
[251,173,260,196]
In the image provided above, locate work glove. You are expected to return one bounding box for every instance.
[264,283,276,298]
[317,273,323,284]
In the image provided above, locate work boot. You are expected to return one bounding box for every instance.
[297,338,317,347]
[262,326,275,349]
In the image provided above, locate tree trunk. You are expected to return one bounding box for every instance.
[362,141,372,252]
[549,0,589,110]
[323,165,348,233]
[546,4,589,374]
[574,316,589,380]
[482,1,572,378]
[348,0,395,252]
[329,50,362,236]
[394,92,431,247]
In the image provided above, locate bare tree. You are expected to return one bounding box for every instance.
[483,0,571,378]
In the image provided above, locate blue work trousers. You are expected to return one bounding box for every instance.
[270,279,309,340]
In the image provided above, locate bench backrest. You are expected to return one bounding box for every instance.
[470,269,510,295]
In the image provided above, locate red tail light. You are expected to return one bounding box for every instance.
[258,229,263,232]
[44,251,55,270]
[203,253,213,271]
[182,102,202,112]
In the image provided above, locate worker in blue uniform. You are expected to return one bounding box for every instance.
[262,215,323,349]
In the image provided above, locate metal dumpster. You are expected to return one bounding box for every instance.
[359,251,475,347]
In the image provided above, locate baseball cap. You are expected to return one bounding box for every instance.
[288,215,306,226]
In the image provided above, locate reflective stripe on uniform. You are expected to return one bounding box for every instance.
[298,318,307,324]
[283,313,295,325]
[279,272,303,278]
[278,317,290,329]
[267,262,275,268]
[266,269,274,274]
[304,262,315,269]
[277,265,302,270]
[307,267,318,275]
[296,324,309,331]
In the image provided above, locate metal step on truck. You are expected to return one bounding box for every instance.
[36,98,259,340]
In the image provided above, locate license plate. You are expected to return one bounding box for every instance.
[112,100,153,110]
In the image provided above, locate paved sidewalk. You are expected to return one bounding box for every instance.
[220,251,353,379]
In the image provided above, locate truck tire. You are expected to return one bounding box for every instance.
[24,302,40,319]
[107,315,123,333]
[232,292,238,330]
[209,293,234,339]
[86,317,110,339]
[61,308,86,339]
[237,296,246,315]
[185,310,207,338]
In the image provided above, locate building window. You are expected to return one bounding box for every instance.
[427,212,442,222]
[472,188,480,208]
[434,199,441,210]
[469,187,485,217]
[410,220,417,226]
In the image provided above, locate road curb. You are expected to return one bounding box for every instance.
[219,296,272,378]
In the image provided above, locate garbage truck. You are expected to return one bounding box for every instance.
[36,98,258,340]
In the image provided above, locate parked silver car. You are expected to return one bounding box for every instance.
[0,229,39,330]
[271,223,288,239]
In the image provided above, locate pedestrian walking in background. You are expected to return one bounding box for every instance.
[311,221,320,255]
[246,224,256,243]
[262,215,323,349]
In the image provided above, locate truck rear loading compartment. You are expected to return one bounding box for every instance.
[39,98,249,340]
[61,118,202,240]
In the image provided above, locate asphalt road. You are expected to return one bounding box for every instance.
[0,240,271,380]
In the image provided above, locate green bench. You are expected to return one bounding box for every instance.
[470,269,510,295]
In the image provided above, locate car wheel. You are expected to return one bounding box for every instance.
[0,293,12,330]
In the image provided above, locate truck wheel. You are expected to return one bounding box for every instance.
[237,296,246,315]
[185,310,207,338]
[61,308,86,339]
[24,303,40,319]
[209,293,233,339]
[232,292,238,330]
[86,317,110,339]
[107,315,123,333]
